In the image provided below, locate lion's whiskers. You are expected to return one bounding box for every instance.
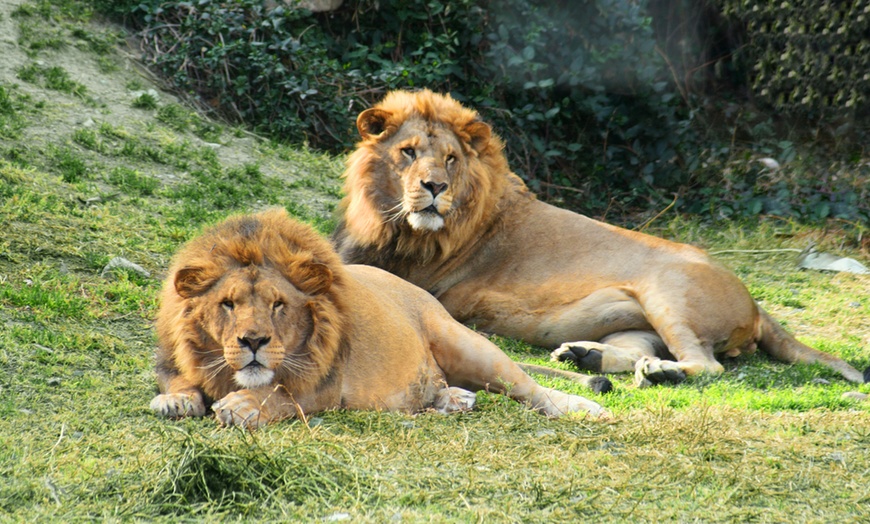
[199,358,229,382]
[382,201,408,225]
[281,352,316,377]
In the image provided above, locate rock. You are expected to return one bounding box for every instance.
[101,257,151,279]
[841,391,868,401]
[272,0,344,12]
[797,244,869,274]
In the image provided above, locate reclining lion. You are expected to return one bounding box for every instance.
[332,89,866,387]
[149,209,604,428]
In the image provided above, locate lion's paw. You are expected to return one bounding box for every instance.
[534,388,609,419]
[634,356,686,388]
[432,387,477,414]
[212,391,269,429]
[551,342,604,372]
[150,393,206,418]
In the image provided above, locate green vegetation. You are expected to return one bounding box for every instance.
[90,0,869,222]
[1,0,868,521]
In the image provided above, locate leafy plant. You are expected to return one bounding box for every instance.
[91,0,868,223]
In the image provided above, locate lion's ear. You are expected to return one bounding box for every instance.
[174,266,216,298]
[357,108,391,140]
[295,262,333,296]
[465,121,492,153]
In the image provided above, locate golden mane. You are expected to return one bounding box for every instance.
[157,208,347,396]
[337,89,532,264]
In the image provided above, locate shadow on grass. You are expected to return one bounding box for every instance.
[147,425,373,517]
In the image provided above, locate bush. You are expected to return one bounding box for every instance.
[110,1,691,207]
[91,0,867,222]
[719,0,869,127]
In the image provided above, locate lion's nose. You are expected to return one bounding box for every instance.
[421,180,448,197]
[239,336,271,353]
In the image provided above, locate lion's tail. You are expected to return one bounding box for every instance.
[518,363,614,394]
[757,307,865,383]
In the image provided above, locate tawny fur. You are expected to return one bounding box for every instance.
[150,209,605,428]
[333,89,865,385]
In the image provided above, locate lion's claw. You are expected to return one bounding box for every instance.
[634,356,687,387]
[212,391,268,429]
[433,387,477,414]
[150,393,206,418]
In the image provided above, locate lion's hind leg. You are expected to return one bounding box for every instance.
[553,330,727,387]
[551,330,666,373]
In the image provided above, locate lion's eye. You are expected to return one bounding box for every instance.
[221,300,234,310]
[401,147,416,160]
[446,154,456,165]
[272,300,284,311]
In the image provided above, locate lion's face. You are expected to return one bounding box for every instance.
[180,265,316,389]
[339,90,518,262]
[371,117,466,232]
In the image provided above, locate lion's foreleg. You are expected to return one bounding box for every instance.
[427,315,606,417]
[212,386,295,429]
[212,383,340,429]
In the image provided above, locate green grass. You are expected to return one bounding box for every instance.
[131,92,158,110]
[1,0,869,521]
[17,63,87,97]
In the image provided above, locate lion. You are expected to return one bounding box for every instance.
[149,209,605,428]
[332,89,867,387]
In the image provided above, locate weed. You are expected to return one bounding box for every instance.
[95,55,118,73]
[156,103,192,132]
[17,19,66,52]
[15,63,40,83]
[17,63,87,97]
[51,146,89,182]
[72,127,105,153]
[97,121,129,140]
[132,92,158,110]
[107,166,159,196]
[43,66,84,95]
[0,85,26,139]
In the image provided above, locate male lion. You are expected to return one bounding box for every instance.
[332,89,866,386]
[149,209,604,428]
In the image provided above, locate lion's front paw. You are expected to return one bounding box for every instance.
[212,391,270,429]
[634,356,686,388]
[432,387,477,414]
[150,392,206,418]
[551,342,604,372]
[533,388,609,419]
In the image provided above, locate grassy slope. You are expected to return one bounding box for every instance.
[1,1,869,522]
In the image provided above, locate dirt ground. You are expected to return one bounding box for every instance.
[0,0,338,215]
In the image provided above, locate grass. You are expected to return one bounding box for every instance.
[1,0,869,521]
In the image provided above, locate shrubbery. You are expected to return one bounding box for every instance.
[92,0,868,222]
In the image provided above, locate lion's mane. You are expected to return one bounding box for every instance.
[335,89,533,265]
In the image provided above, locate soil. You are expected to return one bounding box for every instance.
[0,0,338,216]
